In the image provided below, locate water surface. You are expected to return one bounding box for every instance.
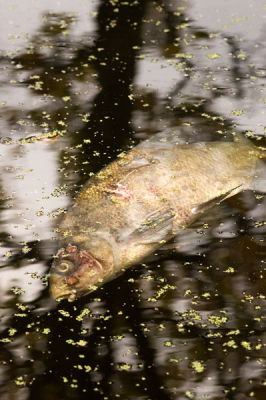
[1,0,266,399]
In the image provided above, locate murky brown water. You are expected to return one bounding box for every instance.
[1,0,266,399]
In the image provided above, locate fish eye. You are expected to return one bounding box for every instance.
[56,261,75,276]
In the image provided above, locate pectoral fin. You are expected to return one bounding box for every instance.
[192,184,243,215]
[118,208,175,244]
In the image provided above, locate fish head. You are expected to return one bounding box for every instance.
[49,238,115,301]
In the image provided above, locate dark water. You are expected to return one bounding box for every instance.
[1,0,266,399]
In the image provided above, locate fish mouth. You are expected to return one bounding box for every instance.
[52,287,88,302]
[49,269,101,302]
[50,284,78,302]
[52,286,99,302]
[56,293,77,302]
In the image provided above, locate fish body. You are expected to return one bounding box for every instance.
[49,130,266,301]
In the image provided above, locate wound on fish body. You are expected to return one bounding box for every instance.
[49,129,266,301]
[107,185,131,199]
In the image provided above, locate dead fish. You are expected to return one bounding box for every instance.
[49,129,266,301]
